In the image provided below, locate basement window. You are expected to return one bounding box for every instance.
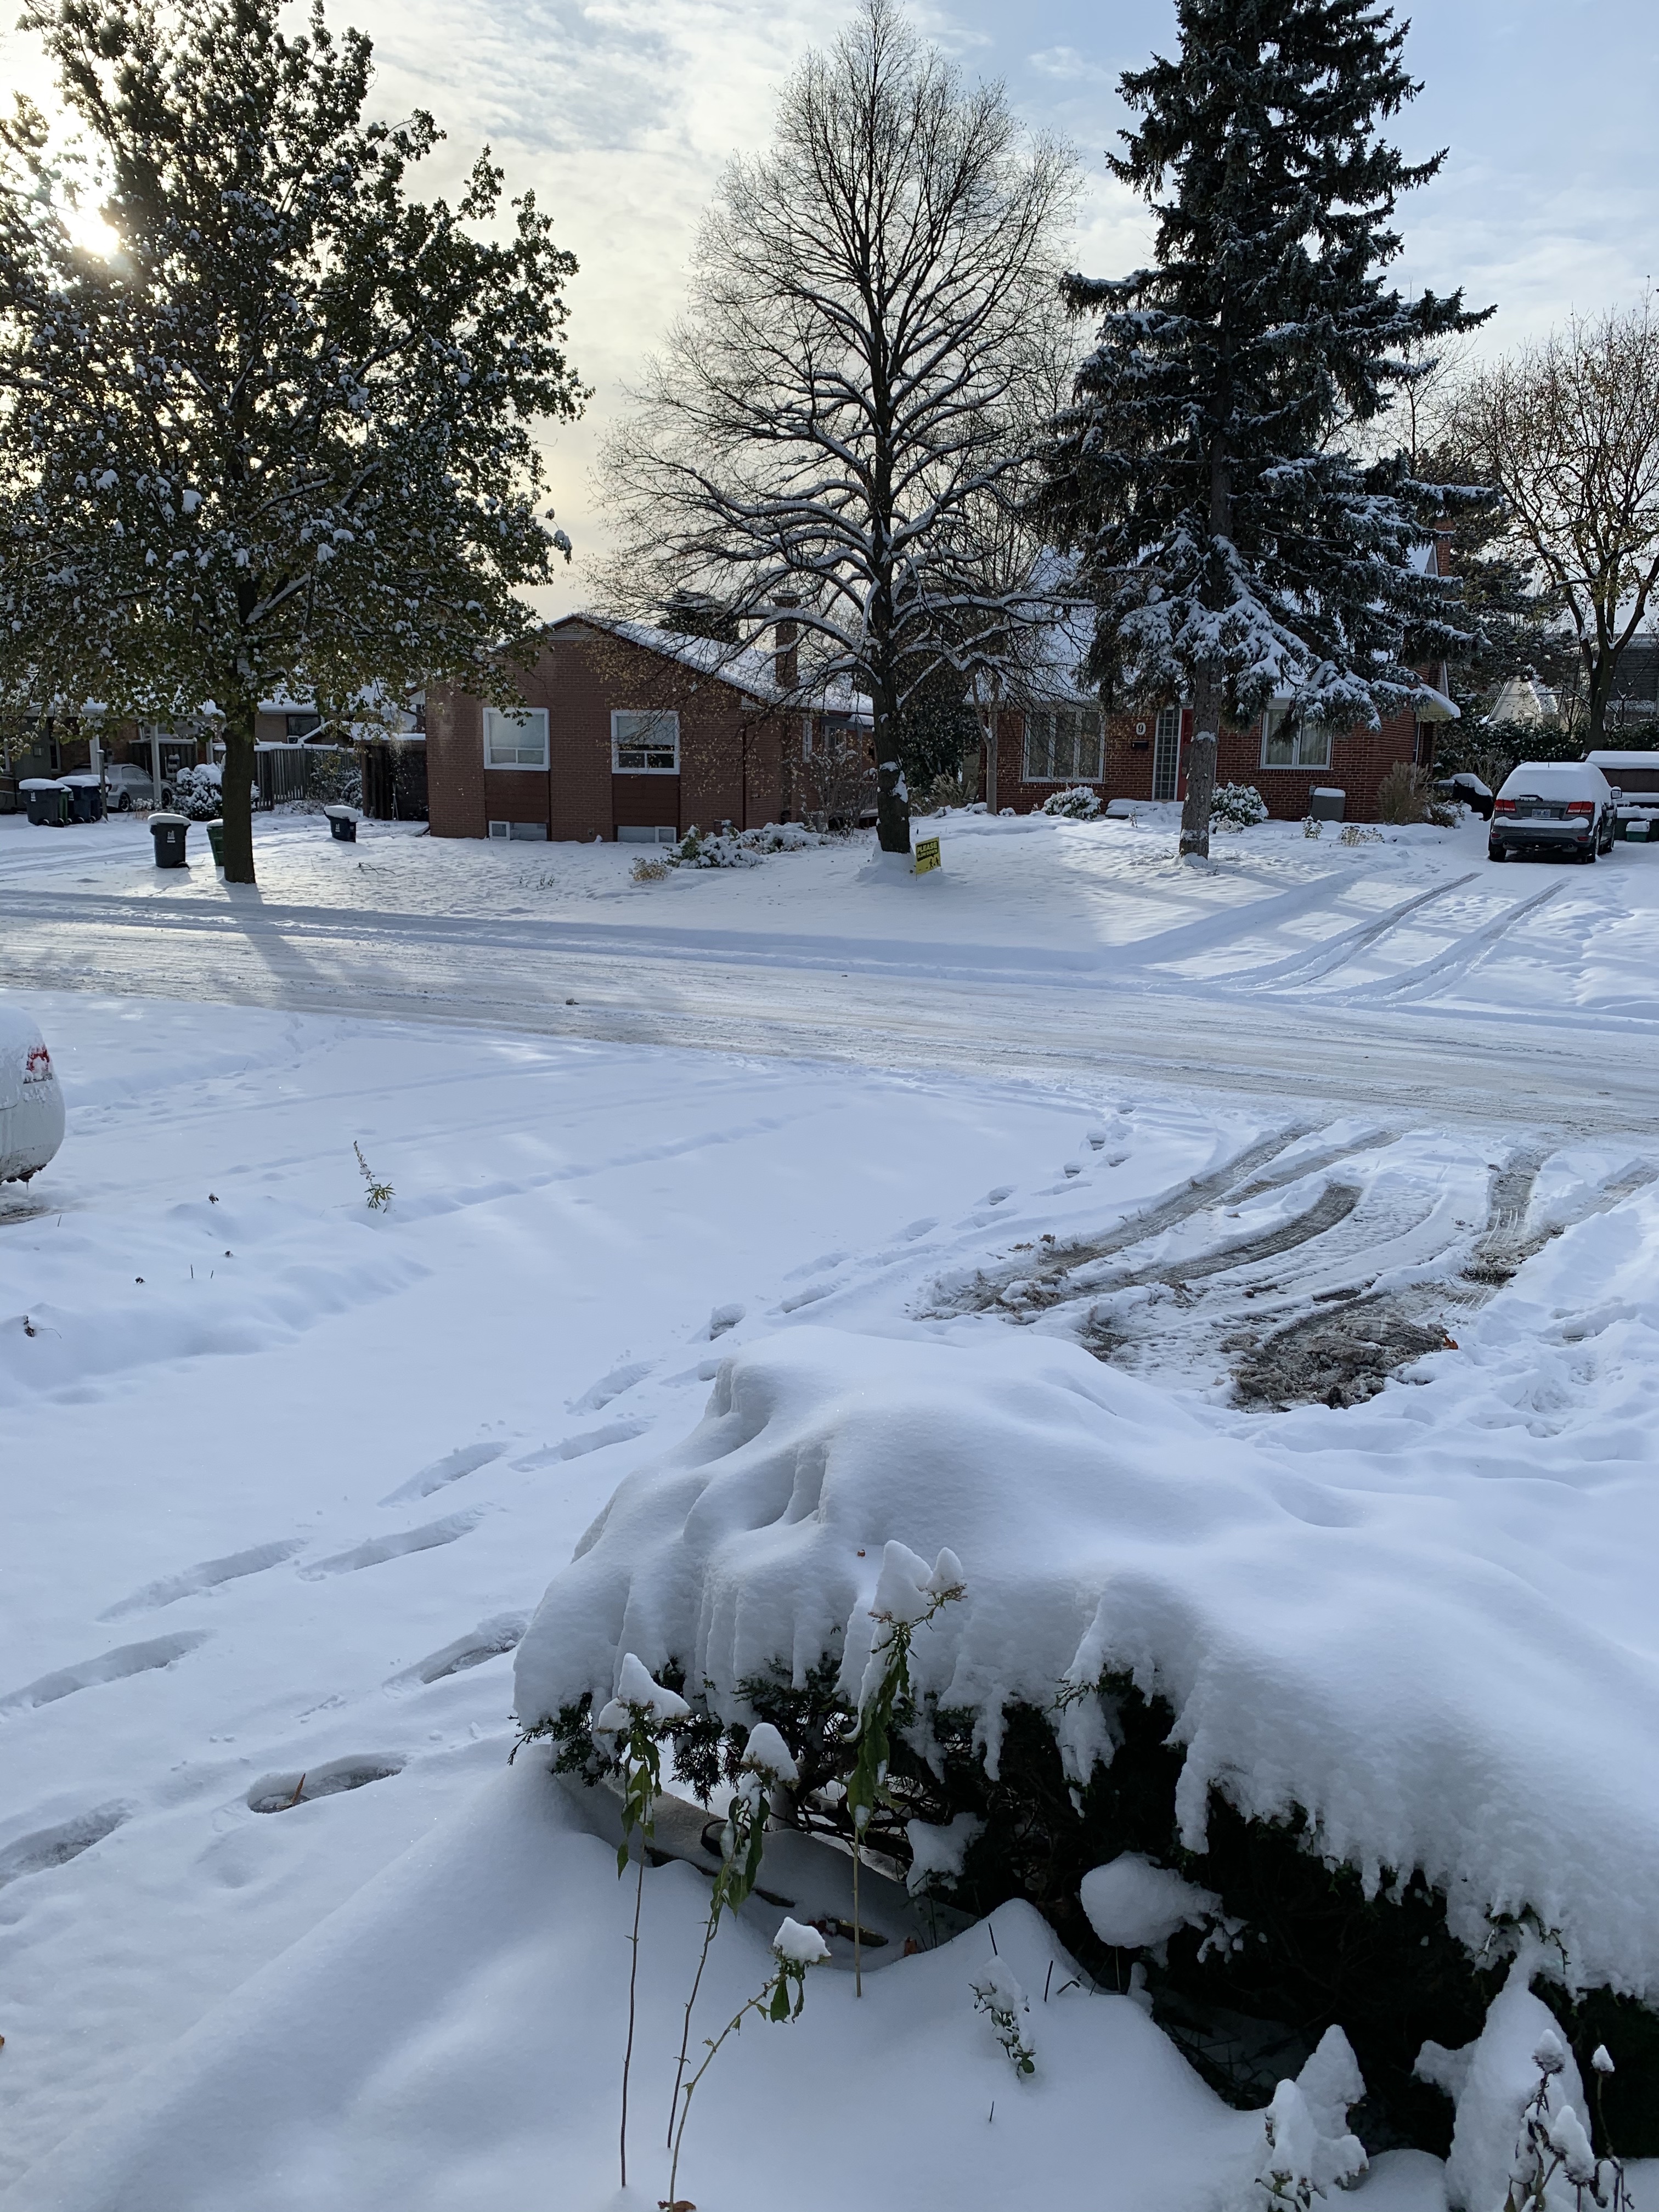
[487,820,547,840]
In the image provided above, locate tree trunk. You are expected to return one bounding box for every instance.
[220,696,258,884]
[874,672,910,853]
[1178,670,1223,859]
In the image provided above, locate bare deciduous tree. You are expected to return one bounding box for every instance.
[1447,299,1659,746]
[599,0,1077,854]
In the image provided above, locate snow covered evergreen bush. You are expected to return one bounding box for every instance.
[672,824,761,869]
[170,764,222,820]
[1040,786,1103,820]
[1210,782,1268,830]
[515,1331,1659,2154]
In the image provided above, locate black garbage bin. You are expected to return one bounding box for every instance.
[20,778,69,827]
[59,775,105,823]
[149,812,189,868]
[324,805,360,843]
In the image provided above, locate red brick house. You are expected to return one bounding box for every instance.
[427,617,839,844]
[981,541,1459,822]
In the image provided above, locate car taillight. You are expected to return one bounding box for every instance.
[1567,801,1594,817]
[1493,798,1516,813]
[24,1043,52,1083]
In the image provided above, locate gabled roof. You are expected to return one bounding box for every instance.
[552,613,870,719]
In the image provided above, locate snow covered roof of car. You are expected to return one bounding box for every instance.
[1584,751,1659,769]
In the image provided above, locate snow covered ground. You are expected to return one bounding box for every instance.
[5,807,1659,2209]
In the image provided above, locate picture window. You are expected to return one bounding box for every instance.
[612,710,680,774]
[1023,709,1103,783]
[483,706,549,769]
[1261,707,1332,770]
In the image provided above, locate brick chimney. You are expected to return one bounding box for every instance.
[774,592,799,695]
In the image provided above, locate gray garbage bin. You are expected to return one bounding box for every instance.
[20,778,69,827]
[58,774,105,823]
[1309,787,1346,823]
[149,812,189,867]
[324,805,360,843]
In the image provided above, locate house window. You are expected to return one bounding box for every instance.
[1261,707,1332,770]
[1152,706,1180,800]
[612,709,680,773]
[285,711,321,740]
[484,706,549,769]
[1023,708,1103,783]
[488,820,547,840]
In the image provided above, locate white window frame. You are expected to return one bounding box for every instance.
[612,709,680,774]
[1023,707,1104,784]
[1261,706,1333,771]
[483,706,549,770]
[1152,705,1181,800]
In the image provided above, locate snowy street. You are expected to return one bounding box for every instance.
[5,807,1659,1131]
[5,809,1659,2209]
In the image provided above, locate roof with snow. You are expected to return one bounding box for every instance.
[555,614,871,720]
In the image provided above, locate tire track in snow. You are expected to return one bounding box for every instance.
[1310,882,1564,1006]
[1230,873,1479,992]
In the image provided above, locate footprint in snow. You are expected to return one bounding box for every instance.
[100,1539,307,1619]
[245,1755,406,1813]
[298,1512,483,1579]
[385,1614,530,1692]
[0,1632,211,1716]
[567,1358,656,1414]
[511,1418,651,1469]
[0,1803,129,1889]
[379,1441,507,1506]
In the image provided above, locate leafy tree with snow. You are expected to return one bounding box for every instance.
[600,0,1076,856]
[0,0,584,882]
[1036,0,1488,857]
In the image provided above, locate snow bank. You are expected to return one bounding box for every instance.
[515,1325,1659,1996]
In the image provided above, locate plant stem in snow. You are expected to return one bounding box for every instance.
[665,1919,830,2212]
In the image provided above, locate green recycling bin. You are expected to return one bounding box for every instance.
[205,819,224,867]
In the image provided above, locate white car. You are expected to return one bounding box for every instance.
[0,1006,66,1185]
[103,763,157,810]
[1489,761,1617,862]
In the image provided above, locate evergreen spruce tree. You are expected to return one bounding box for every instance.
[0,0,585,882]
[1037,0,1488,857]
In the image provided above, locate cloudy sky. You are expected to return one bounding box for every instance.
[4,0,1654,612]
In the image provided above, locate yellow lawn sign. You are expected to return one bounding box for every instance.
[913,837,942,874]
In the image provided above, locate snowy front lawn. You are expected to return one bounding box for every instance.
[4,988,1659,2210]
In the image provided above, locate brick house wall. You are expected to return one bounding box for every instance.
[985,697,1439,821]
[429,618,789,843]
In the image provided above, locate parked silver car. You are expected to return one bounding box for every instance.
[102,762,157,810]
[0,1006,66,1185]
[1488,762,1617,862]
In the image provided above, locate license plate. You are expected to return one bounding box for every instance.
[1516,803,1564,820]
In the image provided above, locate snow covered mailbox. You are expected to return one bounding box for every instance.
[0,1007,66,1184]
[515,1324,1659,2164]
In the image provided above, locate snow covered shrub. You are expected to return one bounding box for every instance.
[1040,786,1103,820]
[630,855,671,882]
[971,1955,1035,2077]
[1376,763,1455,828]
[170,763,222,819]
[514,1333,1659,2157]
[845,1543,964,1992]
[739,821,816,854]
[1210,782,1268,830]
[672,823,761,868]
[1256,2028,1368,2212]
[664,1916,830,2211]
[1304,816,1323,838]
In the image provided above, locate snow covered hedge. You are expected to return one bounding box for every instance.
[516,1328,1659,2149]
[1210,782,1268,830]
[1040,786,1103,820]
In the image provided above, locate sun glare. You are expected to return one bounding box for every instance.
[61,200,120,258]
